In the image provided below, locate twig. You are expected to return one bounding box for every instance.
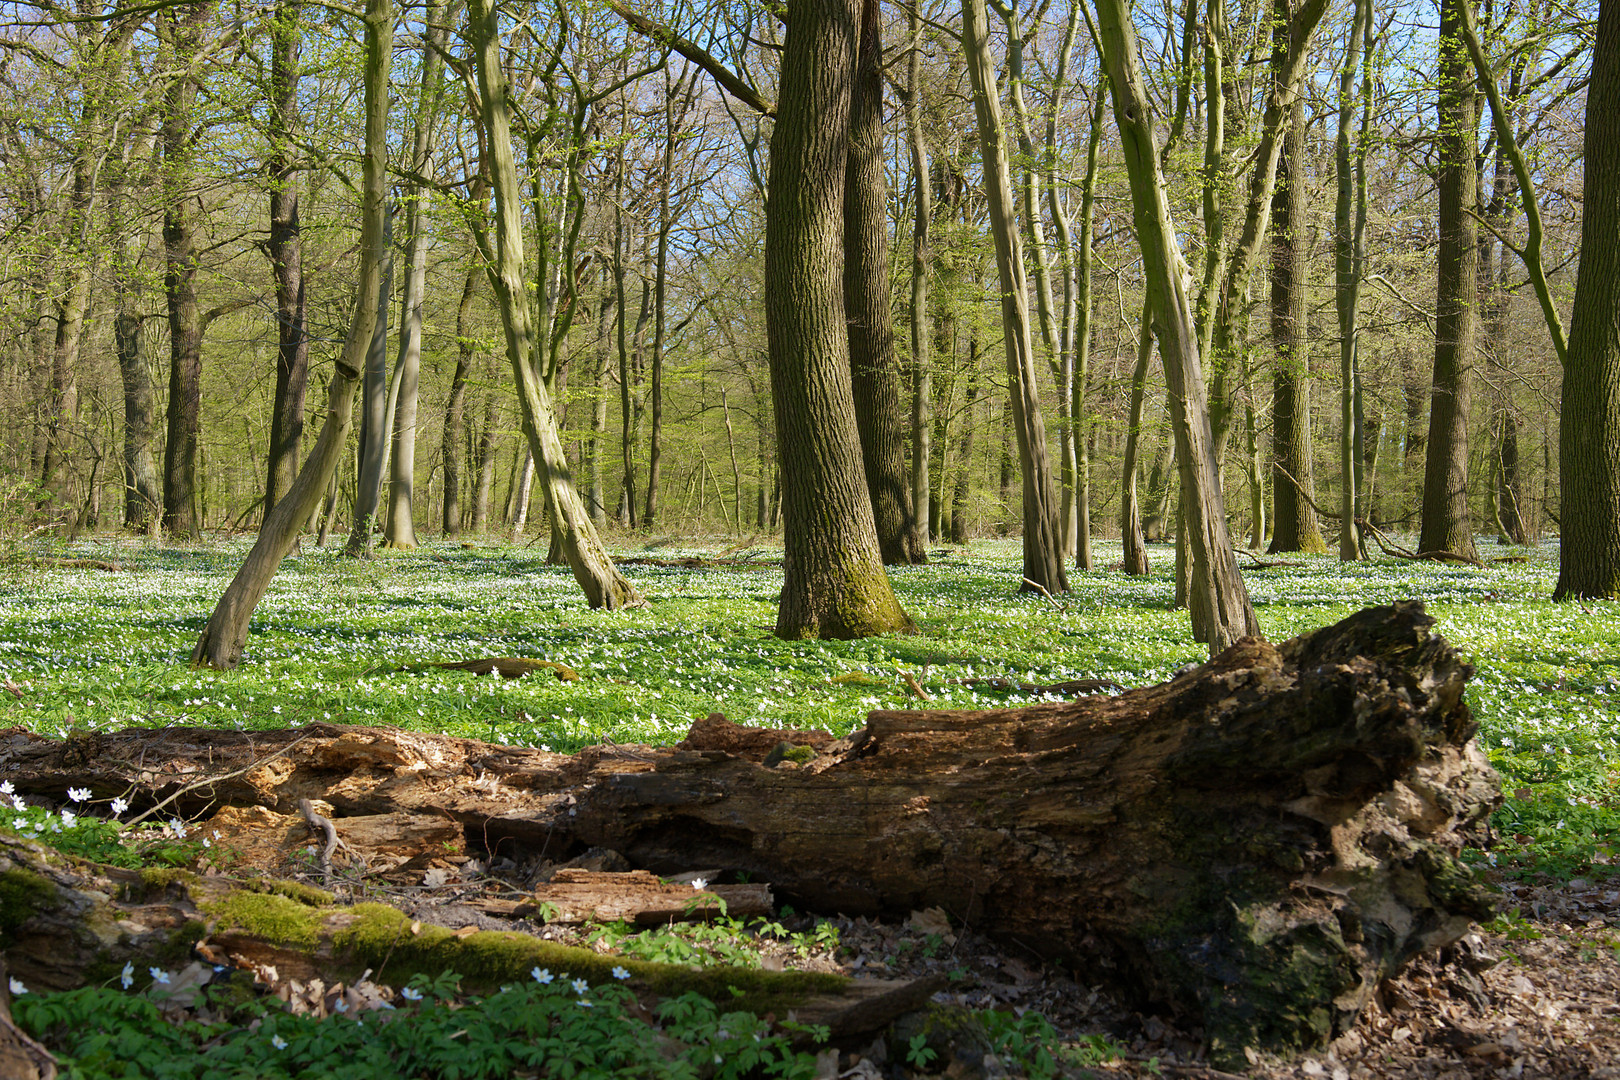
[1020,577,1066,610]
[299,797,346,883]
[900,671,932,702]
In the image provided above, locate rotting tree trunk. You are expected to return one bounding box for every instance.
[3,603,1495,1065]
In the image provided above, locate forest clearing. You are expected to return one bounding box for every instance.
[1,536,1617,1078]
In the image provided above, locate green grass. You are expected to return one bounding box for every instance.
[3,532,1618,877]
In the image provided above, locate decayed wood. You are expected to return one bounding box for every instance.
[0,602,1499,1060]
[0,956,58,1080]
[534,869,772,925]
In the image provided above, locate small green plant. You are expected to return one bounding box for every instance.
[906,1032,939,1069]
[976,1009,1126,1080]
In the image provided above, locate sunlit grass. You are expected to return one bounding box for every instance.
[2,532,1616,876]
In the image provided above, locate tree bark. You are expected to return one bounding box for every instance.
[1267,0,1326,555]
[264,1,309,521]
[441,258,480,538]
[7,603,1498,1065]
[960,0,1068,596]
[1121,302,1153,576]
[845,0,924,566]
[1554,0,1620,600]
[765,0,912,638]
[1420,0,1482,563]
[905,4,931,547]
[190,0,393,670]
[384,1,448,550]
[468,0,642,610]
[1094,0,1259,651]
[1335,0,1372,561]
[343,207,394,558]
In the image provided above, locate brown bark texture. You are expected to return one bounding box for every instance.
[845,0,925,567]
[1420,0,1480,563]
[264,2,308,521]
[4,603,1496,1062]
[765,0,912,638]
[1555,0,1620,600]
[1267,5,1325,556]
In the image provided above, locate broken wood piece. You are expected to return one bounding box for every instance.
[534,869,773,925]
[432,657,578,681]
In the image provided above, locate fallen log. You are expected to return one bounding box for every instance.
[0,602,1499,1063]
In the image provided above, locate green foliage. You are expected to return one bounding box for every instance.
[15,973,823,1080]
[976,1009,1126,1078]
[585,915,841,969]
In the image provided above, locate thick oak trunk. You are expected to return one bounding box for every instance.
[6,603,1495,1063]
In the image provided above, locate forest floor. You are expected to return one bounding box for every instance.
[4,533,1620,1077]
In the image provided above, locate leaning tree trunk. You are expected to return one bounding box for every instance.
[764,0,912,638]
[846,0,924,566]
[8,603,1497,1067]
[1420,0,1481,563]
[468,0,641,610]
[961,0,1068,597]
[1555,0,1620,600]
[1095,0,1259,650]
[190,0,393,670]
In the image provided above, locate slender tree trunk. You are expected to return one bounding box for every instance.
[1095,0,1259,651]
[468,0,642,609]
[1554,0,1620,600]
[1335,0,1372,560]
[1120,304,1152,576]
[589,271,614,527]
[905,3,931,547]
[442,257,480,538]
[472,396,498,531]
[846,0,924,565]
[642,73,682,532]
[961,0,1067,595]
[108,127,158,534]
[192,0,393,669]
[384,1,447,549]
[344,208,393,557]
[158,6,211,539]
[1267,0,1325,555]
[264,1,308,521]
[766,0,912,639]
[1420,0,1481,562]
[1070,89,1105,572]
[949,371,980,545]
